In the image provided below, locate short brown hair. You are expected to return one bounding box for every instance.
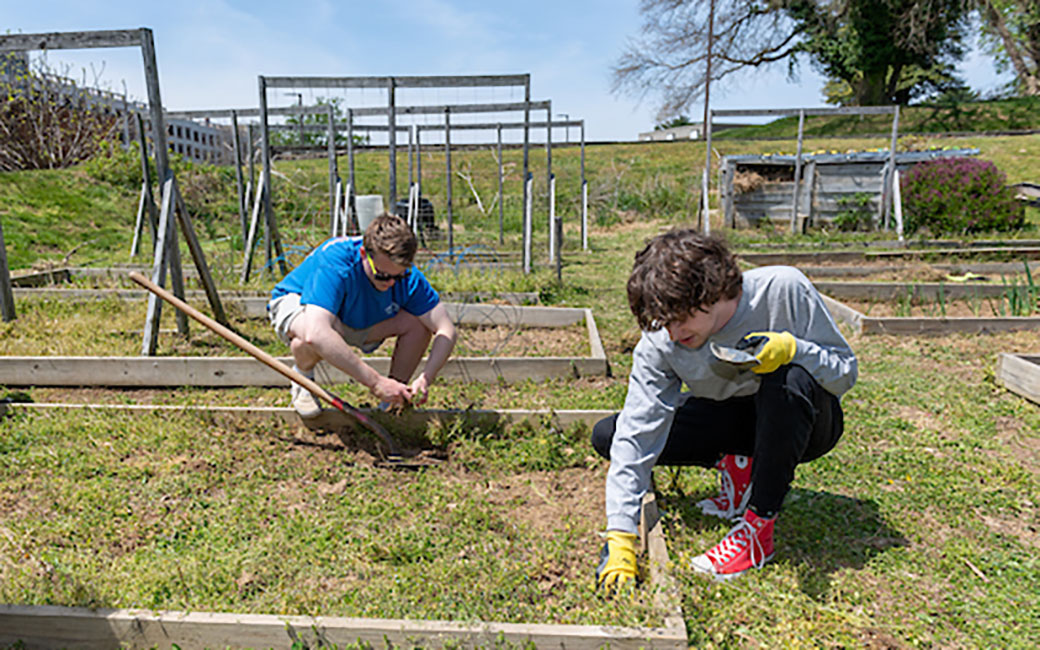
[363,213,417,266]
[627,229,742,331]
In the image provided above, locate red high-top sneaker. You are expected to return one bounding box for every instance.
[690,509,775,580]
[696,454,753,521]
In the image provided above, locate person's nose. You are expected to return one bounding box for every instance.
[667,323,681,341]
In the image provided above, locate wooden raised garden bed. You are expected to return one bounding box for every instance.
[0,303,607,386]
[0,401,685,648]
[995,354,1040,405]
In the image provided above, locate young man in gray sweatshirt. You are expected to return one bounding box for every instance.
[594,229,857,588]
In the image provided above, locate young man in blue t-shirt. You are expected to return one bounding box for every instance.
[268,213,457,417]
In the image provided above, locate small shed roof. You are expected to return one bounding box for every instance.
[723,147,980,166]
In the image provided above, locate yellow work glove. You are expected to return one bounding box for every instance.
[596,530,639,594]
[737,331,797,374]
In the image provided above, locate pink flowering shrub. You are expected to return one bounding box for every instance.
[901,157,1024,234]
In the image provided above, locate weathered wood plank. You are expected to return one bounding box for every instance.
[11,288,539,310]
[641,490,688,638]
[0,355,608,387]
[995,353,1040,405]
[866,246,1040,260]
[860,316,1040,335]
[813,281,1008,301]
[0,603,685,650]
[739,250,866,265]
[782,261,1040,278]
[262,74,530,89]
[0,29,142,51]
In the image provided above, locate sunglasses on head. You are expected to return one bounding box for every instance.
[365,250,410,282]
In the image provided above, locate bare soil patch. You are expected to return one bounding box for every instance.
[840,297,1037,318]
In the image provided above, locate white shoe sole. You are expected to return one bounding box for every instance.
[690,551,775,581]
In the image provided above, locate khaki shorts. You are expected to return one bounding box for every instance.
[267,293,382,353]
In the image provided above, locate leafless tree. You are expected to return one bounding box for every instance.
[0,53,120,171]
[613,0,805,121]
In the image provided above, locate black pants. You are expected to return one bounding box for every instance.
[591,364,844,518]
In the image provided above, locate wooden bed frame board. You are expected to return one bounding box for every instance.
[0,308,606,386]
[0,490,686,649]
[812,281,1011,301]
[12,287,540,308]
[797,261,1040,279]
[1,402,616,431]
[820,294,1040,335]
[995,353,1040,405]
[742,247,1040,266]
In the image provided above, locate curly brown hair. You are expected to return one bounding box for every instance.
[627,229,742,331]
[363,212,417,266]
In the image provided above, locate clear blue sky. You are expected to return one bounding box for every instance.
[3,1,1013,142]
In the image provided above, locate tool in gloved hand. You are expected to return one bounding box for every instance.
[596,530,639,594]
[128,271,401,459]
[709,341,761,370]
[736,331,797,375]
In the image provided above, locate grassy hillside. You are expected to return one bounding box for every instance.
[0,122,1038,279]
[716,97,1040,139]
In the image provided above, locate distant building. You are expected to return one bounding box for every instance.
[638,122,753,142]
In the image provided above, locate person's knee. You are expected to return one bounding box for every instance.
[395,311,430,340]
[590,414,618,460]
[759,364,815,399]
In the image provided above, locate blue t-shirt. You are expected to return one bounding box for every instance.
[271,237,439,330]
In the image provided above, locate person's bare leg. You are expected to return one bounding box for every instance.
[366,311,431,383]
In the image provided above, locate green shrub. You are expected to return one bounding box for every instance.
[80,140,142,190]
[900,157,1024,235]
[834,192,874,231]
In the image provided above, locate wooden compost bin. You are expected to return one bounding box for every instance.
[719,148,979,229]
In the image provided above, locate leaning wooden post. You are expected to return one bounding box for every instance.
[141,179,177,354]
[241,170,266,284]
[231,109,248,245]
[258,75,274,273]
[139,28,188,339]
[172,180,228,326]
[790,109,805,234]
[247,123,256,195]
[0,213,15,322]
[130,112,157,257]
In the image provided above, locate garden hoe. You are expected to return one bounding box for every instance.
[128,271,404,461]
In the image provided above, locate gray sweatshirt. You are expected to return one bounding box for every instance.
[605,265,858,534]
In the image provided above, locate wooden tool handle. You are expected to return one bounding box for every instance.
[129,271,400,456]
[129,271,334,403]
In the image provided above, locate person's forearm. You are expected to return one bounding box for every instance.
[418,330,456,384]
